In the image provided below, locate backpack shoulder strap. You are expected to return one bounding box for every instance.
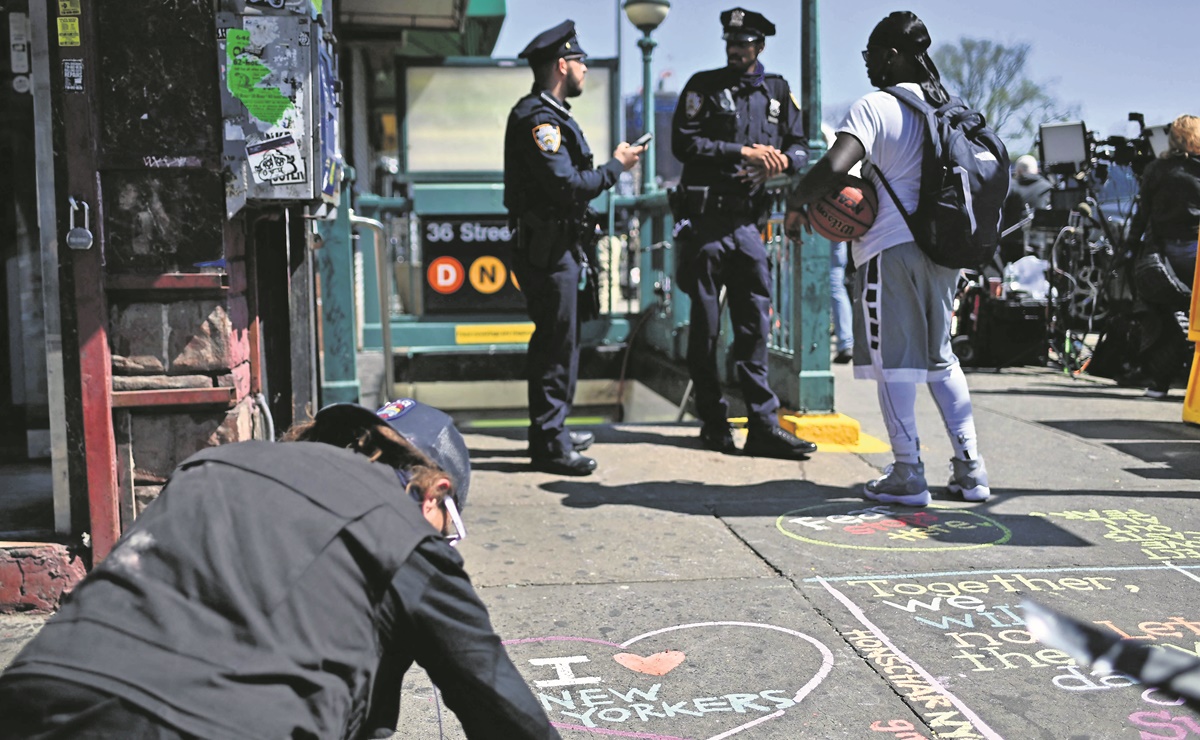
[865,159,921,239]
[882,85,942,162]
[882,85,935,115]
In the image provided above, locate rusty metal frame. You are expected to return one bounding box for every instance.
[106,273,228,292]
[111,388,236,409]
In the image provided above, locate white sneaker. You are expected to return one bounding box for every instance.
[947,457,990,502]
[864,461,930,507]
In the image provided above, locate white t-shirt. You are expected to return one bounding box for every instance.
[837,82,926,267]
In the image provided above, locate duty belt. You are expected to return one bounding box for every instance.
[673,186,761,217]
[705,191,759,215]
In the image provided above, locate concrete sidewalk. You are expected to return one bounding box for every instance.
[3,363,1199,739]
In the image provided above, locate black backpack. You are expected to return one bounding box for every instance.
[872,86,1011,270]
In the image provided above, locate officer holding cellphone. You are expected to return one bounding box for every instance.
[503,20,645,476]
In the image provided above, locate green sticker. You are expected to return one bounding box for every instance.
[226,28,292,125]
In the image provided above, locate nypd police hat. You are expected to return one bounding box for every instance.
[518,19,587,65]
[720,7,775,43]
[313,399,471,509]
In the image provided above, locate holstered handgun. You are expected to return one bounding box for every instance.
[575,208,602,321]
[667,185,712,220]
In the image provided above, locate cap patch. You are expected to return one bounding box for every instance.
[377,398,417,420]
[532,123,562,153]
[730,9,745,26]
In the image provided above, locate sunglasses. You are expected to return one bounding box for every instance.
[862,47,894,63]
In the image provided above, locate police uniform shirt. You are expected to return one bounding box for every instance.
[672,64,807,195]
[504,90,623,219]
[0,442,559,740]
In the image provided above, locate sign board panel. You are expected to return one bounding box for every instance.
[421,214,525,314]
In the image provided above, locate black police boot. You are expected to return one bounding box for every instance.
[568,430,594,451]
[743,424,817,459]
[699,423,736,454]
[532,449,597,476]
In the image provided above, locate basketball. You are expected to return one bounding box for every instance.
[807,175,879,242]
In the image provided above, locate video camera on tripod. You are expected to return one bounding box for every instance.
[1040,113,1169,183]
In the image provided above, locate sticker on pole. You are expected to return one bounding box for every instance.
[56,17,79,47]
[247,134,306,185]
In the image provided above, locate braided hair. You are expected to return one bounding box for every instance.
[869,11,950,106]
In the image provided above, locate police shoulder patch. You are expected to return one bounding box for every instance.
[532,123,561,153]
[377,398,416,420]
[685,91,703,119]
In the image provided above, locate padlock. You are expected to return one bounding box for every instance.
[67,197,93,251]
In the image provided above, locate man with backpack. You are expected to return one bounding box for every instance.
[784,11,1008,507]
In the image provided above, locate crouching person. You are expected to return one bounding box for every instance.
[0,399,560,740]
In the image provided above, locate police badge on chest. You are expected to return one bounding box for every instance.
[768,98,780,125]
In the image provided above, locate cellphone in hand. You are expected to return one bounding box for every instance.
[631,132,653,147]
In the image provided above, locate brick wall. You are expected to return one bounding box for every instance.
[0,545,87,614]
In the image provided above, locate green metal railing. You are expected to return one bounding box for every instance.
[608,172,834,415]
[317,0,831,413]
[319,175,834,414]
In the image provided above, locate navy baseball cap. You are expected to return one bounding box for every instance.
[518,19,587,65]
[720,7,775,43]
[313,399,471,509]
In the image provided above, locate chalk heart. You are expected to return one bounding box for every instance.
[505,621,834,739]
[613,649,685,676]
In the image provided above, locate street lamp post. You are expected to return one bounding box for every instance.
[623,0,670,194]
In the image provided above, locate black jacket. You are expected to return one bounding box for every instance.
[671,64,808,196]
[1129,154,1200,244]
[0,441,558,740]
[503,89,622,222]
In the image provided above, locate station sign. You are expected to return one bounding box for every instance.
[421,214,525,314]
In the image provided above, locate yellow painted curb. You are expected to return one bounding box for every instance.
[779,412,861,446]
[813,433,892,454]
[728,412,889,453]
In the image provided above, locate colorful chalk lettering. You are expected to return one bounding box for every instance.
[504,622,835,737]
[870,718,931,739]
[778,503,1011,552]
[1044,509,1200,562]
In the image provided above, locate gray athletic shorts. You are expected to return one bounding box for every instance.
[851,241,961,383]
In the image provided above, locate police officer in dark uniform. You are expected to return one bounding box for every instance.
[0,399,560,739]
[504,20,643,476]
[671,7,818,459]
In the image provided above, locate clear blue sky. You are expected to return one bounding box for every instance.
[491,0,1200,151]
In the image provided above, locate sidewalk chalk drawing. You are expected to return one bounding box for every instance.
[778,503,1011,552]
[809,564,1200,737]
[1036,508,1200,562]
[504,621,834,739]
